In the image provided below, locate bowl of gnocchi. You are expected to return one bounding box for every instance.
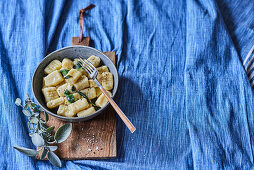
[32,46,118,122]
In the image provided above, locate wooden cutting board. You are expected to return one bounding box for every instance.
[37,37,116,159]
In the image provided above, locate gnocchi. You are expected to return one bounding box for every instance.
[57,105,69,116]
[64,93,81,105]
[62,58,74,70]
[80,88,97,100]
[44,70,64,86]
[42,87,59,103]
[95,91,112,107]
[74,75,89,90]
[68,98,89,114]
[42,56,114,117]
[44,60,62,74]
[77,107,96,117]
[47,97,65,109]
[89,80,98,88]
[87,55,101,67]
[57,83,73,97]
[65,69,82,84]
[97,65,109,73]
[95,87,102,97]
[101,72,113,90]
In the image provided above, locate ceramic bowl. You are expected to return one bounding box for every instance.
[32,46,118,122]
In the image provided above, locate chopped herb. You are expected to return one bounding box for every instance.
[71,86,76,91]
[64,90,75,103]
[74,90,89,101]
[60,69,70,76]
[71,86,100,109]
[66,95,75,103]
[77,67,83,71]
[60,69,72,79]
[64,75,72,79]
[74,61,83,69]
[64,89,70,95]
[93,105,101,111]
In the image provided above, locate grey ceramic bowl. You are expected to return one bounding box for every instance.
[32,46,118,122]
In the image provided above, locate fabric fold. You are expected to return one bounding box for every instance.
[1,0,254,169]
[185,0,254,168]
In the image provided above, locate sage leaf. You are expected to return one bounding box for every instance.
[31,133,44,146]
[66,94,75,103]
[31,103,36,108]
[48,151,62,167]
[22,109,31,116]
[74,61,82,69]
[47,136,55,142]
[54,123,72,143]
[64,89,70,95]
[71,86,76,91]
[40,147,48,159]
[30,117,39,124]
[64,90,75,103]
[47,146,58,151]
[24,104,28,109]
[74,90,89,101]
[64,75,72,79]
[37,122,41,130]
[41,123,48,129]
[72,89,98,108]
[14,95,73,167]
[13,146,38,157]
[44,112,49,122]
[15,98,22,106]
[60,69,70,76]
[33,107,38,113]
[46,126,55,134]
[32,113,39,117]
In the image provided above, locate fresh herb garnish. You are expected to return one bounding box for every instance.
[64,75,72,79]
[73,61,83,69]
[71,86,76,91]
[60,69,72,79]
[64,90,75,103]
[60,69,70,76]
[66,95,75,103]
[64,89,70,95]
[14,95,72,167]
[71,86,100,110]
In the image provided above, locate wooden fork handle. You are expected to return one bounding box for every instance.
[97,83,136,133]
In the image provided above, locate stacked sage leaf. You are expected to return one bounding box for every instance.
[14,95,72,167]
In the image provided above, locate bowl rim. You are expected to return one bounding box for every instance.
[32,45,119,121]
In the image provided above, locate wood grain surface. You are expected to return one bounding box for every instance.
[36,37,116,160]
[72,37,90,46]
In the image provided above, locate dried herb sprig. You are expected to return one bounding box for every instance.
[14,94,72,167]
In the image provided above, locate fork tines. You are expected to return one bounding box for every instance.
[79,57,95,74]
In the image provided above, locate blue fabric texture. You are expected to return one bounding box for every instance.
[1,0,254,169]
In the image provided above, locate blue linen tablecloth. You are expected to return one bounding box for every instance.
[1,0,254,169]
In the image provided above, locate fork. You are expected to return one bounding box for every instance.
[79,57,136,133]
